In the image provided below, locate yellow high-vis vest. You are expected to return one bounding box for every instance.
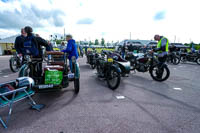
[157,37,169,53]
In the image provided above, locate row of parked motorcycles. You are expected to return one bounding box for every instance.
[86,49,170,90]
[166,51,200,65]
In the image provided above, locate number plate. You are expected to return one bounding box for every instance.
[108,58,113,62]
[68,73,75,78]
[38,84,54,89]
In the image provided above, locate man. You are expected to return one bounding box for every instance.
[62,34,79,72]
[121,43,126,59]
[15,28,26,56]
[47,41,53,51]
[153,35,169,65]
[59,42,66,51]
[23,26,50,77]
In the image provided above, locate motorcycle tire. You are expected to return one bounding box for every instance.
[149,65,170,82]
[9,57,20,72]
[172,57,181,65]
[180,56,187,63]
[72,62,80,94]
[196,57,200,65]
[74,78,80,94]
[106,67,121,90]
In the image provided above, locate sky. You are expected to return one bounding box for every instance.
[0,0,200,43]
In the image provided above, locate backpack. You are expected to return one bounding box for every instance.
[23,36,39,56]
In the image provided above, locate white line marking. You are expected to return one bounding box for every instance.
[3,75,9,78]
[116,95,125,99]
[173,88,182,91]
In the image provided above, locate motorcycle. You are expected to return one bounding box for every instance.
[96,51,121,90]
[166,52,180,65]
[86,49,98,69]
[103,50,130,76]
[180,52,200,65]
[126,52,170,82]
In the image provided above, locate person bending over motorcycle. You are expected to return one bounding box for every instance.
[152,35,169,67]
[62,34,79,72]
[23,26,50,77]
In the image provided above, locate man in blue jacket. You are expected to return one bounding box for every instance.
[62,34,79,72]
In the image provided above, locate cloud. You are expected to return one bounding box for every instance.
[0,3,65,29]
[77,18,94,24]
[154,11,166,21]
[1,0,9,3]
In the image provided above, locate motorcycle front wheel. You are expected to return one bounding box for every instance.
[149,65,170,82]
[106,67,121,90]
[9,57,20,72]
[196,57,200,65]
[172,56,181,65]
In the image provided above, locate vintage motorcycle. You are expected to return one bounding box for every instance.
[96,51,121,90]
[86,49,98,69]
[180,52,200,65]
[166,52,180,65]
[126,52,170,82]
[103,50,130,76]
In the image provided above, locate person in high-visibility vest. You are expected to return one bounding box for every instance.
[153,35,169,64]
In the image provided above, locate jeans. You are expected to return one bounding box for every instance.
[122,52,125,59]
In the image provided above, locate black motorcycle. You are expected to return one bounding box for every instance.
[126,52,170,82]
[180,52,200,65]
[166,52,180,65]
[103,50,131,77]
[86,49,98,69]
[96,51,121,90]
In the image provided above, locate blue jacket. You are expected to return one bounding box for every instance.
[62,39,79,60]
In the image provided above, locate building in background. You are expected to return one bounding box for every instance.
[0,35,19,55]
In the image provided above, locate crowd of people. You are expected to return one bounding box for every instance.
[14,26,79,75]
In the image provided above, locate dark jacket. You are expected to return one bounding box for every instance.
[14,35,25,54]
[35,36,49,56]
[24,33,49,57]
[62,39,79,60]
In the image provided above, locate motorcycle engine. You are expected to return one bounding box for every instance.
[136,62,148,72]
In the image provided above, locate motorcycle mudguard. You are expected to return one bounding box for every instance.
[117,61,131,73]
[18,64,29,77]
[111,65,121,73]
[74,62,80,79]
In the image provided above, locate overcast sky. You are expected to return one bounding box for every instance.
[0,0,200,43]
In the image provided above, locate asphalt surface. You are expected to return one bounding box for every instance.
[0,55,200,133]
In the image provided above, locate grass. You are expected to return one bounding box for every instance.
[87,48,115,53]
